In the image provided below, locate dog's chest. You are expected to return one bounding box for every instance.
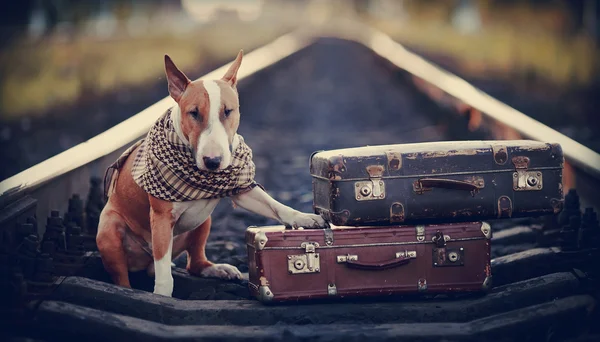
[172,199,220,235]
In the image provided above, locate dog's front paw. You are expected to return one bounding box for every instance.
[200,263,242,280]
[153,278,174,297]
[281,210,327,229]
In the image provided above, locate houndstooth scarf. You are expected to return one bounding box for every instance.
[104,108,259,202]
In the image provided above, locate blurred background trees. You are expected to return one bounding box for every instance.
[0,0,597,121]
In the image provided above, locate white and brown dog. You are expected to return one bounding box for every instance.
[97,50,327,297]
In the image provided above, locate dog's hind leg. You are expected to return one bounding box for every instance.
[185,216,242,280]
[96,204,131,288]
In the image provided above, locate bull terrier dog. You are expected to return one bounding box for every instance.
[97,50,327,297]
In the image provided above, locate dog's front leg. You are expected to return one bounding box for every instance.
[232,187,327,229]
[149,198,175,297]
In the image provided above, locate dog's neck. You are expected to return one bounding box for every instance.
[171,105,189,145]
[171,104,241,153]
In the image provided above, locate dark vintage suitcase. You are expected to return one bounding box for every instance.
[310,140,564,226]
[246,221,492,303]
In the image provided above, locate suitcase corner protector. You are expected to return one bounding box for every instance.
[253,230,268,251]
[482,275,493,291]
[480,222,492,239]
[257,285,274,303]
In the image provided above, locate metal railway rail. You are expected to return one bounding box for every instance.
[1,19,600,342]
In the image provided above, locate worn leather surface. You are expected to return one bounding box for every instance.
[246,222,491,302]
[311,141,564,226]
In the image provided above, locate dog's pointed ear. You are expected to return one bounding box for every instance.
[164,54,190,102]
[222,49,243,88]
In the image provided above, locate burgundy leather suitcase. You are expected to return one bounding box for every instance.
[246,221,492,303]
[310,140,564,226]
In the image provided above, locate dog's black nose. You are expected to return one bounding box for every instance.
[203,156,221,170]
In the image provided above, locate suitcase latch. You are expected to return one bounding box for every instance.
[432,231,463,267]
[433,247,465,267]
[324,227,334,246]
[432,231,450,247]
[416,225,425,242]
[287,242,320,275]
[355,165,386,201]
[512,156,543,191]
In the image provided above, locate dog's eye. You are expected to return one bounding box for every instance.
[224,108,233,117]
[189,109,200,120]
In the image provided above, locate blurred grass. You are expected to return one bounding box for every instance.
[360,1,599,88]
[0,21,294,121]
[2,0,598,122]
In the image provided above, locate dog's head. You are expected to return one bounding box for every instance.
[164,51,243,171]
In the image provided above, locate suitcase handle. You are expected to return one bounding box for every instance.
[344,255,413,270]
[414,178,484,196]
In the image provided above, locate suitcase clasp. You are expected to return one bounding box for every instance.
[433,247,465,267]
[287,242,321,275]
[302,241,318,253]
[355,181,384,201]
[355,165,386,201]
[432,231,450,247]
[324,227,334,246]
[512,156,543,191]
[416,225,425,242]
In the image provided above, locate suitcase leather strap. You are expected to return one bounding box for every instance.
[343,255,413,270]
